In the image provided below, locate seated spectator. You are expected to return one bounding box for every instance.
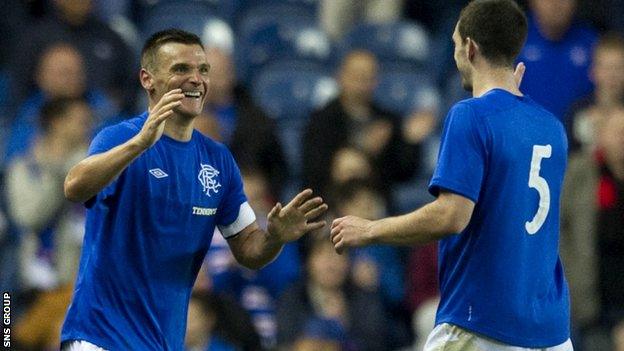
[7,0,136,116]
[330,179,412,349]
[5,97,91,350]
[292,317,347,351]
[6,42,117,161]
[567,32,624,152]
[302,50,422,210]
[518,0,598,122]
[186,290,261,351]
[204,168,301,349]
[561,109,624,345]
[197,48,288,199]
[276,233,387,351]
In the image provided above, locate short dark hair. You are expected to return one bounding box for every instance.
[141,28,204,71]
[458,0,527,67]
[39,96,86,133]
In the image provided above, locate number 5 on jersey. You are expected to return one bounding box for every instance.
[526,144,552,235]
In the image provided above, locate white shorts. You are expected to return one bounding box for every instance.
[61,340,108,351]
[423,323,574,351]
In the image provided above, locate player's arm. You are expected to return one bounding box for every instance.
[226,189,327,269]
[331,190,474,253]
[64,90,184,203]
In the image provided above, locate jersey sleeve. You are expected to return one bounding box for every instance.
[84,122,139,208]
[429,102,488,202]
[216,149,256,239]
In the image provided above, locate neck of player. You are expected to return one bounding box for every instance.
[163,112,195,141]
[471,66,522,98]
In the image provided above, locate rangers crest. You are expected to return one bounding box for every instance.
[198,164,221,196]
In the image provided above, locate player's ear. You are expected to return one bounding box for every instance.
[140,68,154,92]
[466,37,477,62]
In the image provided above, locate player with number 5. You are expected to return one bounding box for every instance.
[330,0,572,349]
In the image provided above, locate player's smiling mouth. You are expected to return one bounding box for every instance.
[182,90,202,98]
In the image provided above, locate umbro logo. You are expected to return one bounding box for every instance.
[149,168,168,179]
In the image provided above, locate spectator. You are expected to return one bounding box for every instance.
[561,109,624,342]
[518,0,598,122]
[198,48,288,199]
[319,0,403,41]
[7,0,136,117]
[302,50,421,209]
[6,97,91,350]
[566,32,624,152]
[5,42,117,161]
[185,290,261,351]
[330,179,412,349]
[204,168,301,349]
[276,233,387,351]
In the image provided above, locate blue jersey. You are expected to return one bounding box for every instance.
[518,15,597,122]
[429,89,570,347]
[61,113,256,350]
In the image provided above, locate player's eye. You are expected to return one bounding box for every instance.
[199,66,210,75]
[173,65,189,73]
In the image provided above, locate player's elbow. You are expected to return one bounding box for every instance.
[64,173,89,203]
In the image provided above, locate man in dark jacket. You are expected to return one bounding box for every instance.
[302,50,421,206]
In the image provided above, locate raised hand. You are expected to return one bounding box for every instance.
[135,89,185,149]
[267,189,328,244]
[330,215,374,254]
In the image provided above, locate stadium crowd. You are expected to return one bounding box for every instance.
[0,0,623,350]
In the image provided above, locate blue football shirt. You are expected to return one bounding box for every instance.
[518,14,597,122]
[61,113,256,350]
[429,89,570,347]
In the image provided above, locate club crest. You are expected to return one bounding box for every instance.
[198,164,221,196]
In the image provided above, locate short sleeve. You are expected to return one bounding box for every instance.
[428,103,487,202]
[84,122,139,207]
[216,150,256,239]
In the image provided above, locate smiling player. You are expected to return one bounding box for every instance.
[59,29,327,351]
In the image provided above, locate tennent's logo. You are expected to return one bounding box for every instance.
[198,164,221,196]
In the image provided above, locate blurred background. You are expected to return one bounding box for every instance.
[0,0,623,350]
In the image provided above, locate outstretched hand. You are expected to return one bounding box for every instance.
[267,189,328,244]
[330,215,374,254]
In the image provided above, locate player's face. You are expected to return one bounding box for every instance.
[453,25,473,92]
[151,43,210,118]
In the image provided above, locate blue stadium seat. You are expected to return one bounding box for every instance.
[141,1,226,41]
[221,0,318,29]
[342,20,432,68]
[236,22,334,84]
[374,66,440,117]
[251,63,337,182]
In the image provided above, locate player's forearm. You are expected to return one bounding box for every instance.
[64,136,148,203]
[232,227,284,270]
[369,200,462,246]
